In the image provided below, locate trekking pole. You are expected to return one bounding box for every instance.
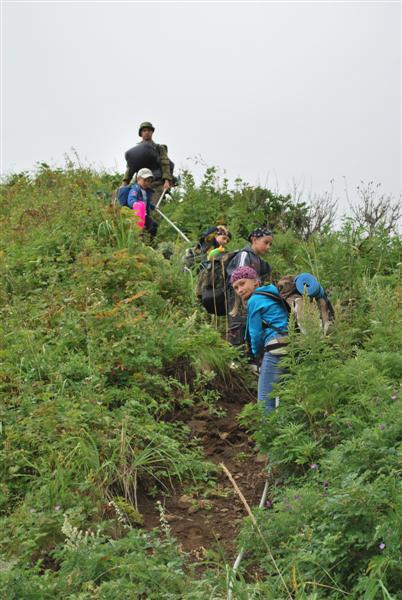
[155,208,191,243]
[227,477,270,600]
[155,188,167,209]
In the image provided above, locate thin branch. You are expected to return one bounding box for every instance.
[220,462,293,600]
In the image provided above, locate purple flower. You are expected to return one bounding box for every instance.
[379,542,385,550]
[293,495,301,501]
[265,499,273,509]
[310,463,318,470]
[379,424,385,430]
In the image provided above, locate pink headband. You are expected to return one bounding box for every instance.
[230,266,259,285]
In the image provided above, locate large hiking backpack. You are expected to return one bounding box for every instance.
[276,274,334,333]
[196,251,238,316]
[125,143,175,181]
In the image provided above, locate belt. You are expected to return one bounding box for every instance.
[264,336,289,354]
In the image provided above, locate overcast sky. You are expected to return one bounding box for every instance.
[2,1,401,208]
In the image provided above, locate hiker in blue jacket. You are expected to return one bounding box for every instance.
[230,265,289,413]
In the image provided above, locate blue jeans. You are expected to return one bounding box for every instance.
[258,351,284,413]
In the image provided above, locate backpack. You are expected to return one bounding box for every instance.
[276,274,334,334]
[125,143,175,183]
[197,251,238,316]
[117,185,132,207]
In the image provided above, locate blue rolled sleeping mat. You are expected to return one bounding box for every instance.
[295,273,326,299]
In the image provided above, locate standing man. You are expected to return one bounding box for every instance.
[122,121,173,205]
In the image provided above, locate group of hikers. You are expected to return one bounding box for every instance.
[118,121,333,414]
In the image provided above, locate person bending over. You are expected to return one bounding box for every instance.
[230,266,289,413]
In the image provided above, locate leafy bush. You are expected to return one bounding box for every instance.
[1,160,401,598]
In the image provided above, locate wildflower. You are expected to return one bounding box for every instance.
[391,395,397,400]
[379,424,385,430]
[54,505,61,512]
[310,463,318,470]
[265,499,273,509]
[293,495,301,501]
[379,542,385,550]
[29,508,36,514]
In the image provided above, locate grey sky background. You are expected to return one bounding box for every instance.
[2,1,401,210]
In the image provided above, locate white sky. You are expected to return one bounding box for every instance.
[2,1,401,207]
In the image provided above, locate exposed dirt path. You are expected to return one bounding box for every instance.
[138,379,270,562]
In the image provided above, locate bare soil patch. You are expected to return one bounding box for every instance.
[138,378,270,562]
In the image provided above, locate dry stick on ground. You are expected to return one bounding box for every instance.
[220,463,292,600]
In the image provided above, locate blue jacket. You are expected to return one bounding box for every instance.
[246,284,289,355]
[127,184,155,212]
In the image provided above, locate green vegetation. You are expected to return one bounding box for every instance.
[1,161,401,598]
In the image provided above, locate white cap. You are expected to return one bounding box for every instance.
[137,168,154,180]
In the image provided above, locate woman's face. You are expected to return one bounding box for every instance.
[251,235,273,256]
[233,277,259,301]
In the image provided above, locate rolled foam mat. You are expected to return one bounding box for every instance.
[295,273,325,298]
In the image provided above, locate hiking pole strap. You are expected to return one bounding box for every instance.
[155,208,192,243]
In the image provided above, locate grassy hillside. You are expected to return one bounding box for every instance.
[0,162,401,599]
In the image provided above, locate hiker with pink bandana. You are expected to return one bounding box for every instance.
[230,266,289,413]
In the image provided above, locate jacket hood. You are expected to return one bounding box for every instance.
[255,284,280,297]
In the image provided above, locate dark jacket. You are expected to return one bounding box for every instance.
[226,245,271,283]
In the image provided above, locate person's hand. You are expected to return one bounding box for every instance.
[163,180,171,191]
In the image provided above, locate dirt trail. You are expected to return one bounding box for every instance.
[138,379,270,561]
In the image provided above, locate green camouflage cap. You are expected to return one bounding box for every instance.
[138,121,155,136]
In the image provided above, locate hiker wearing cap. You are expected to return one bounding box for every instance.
[230,266,289,413]
[225,227,273,346]
[127,168,158,238]
[123,121,173,204]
